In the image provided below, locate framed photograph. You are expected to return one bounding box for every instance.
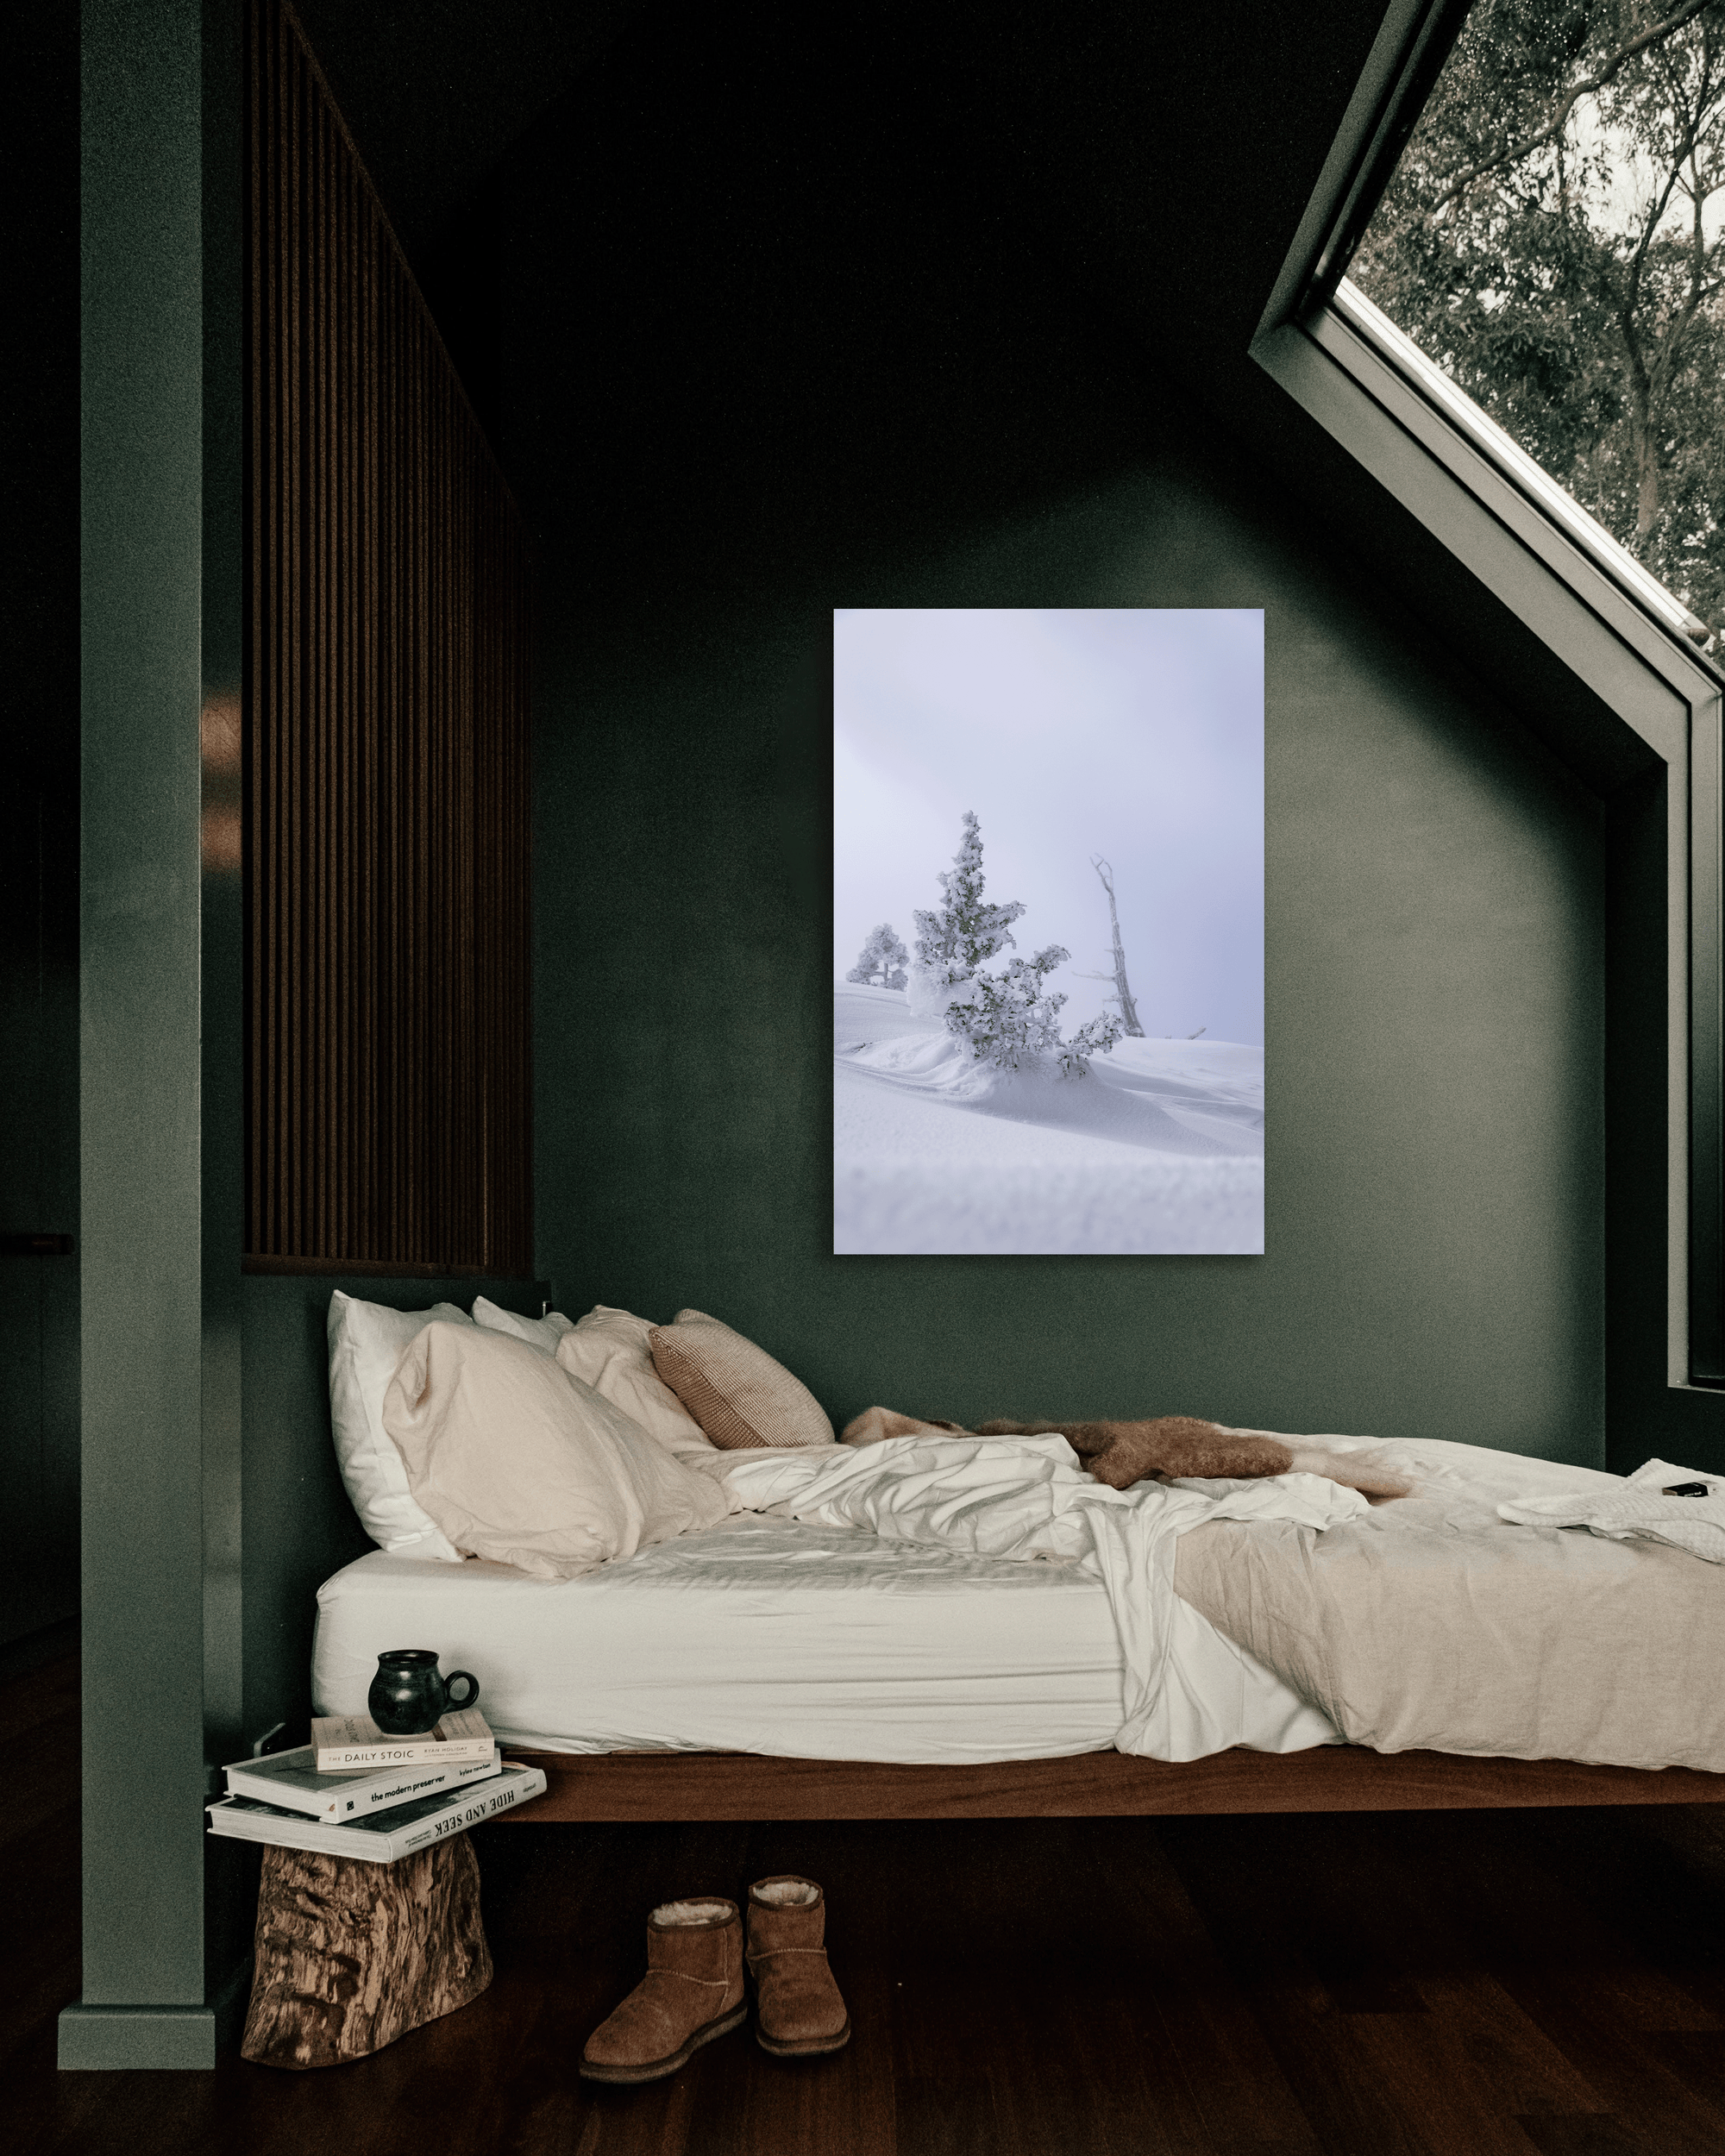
[833,607,1264,1256]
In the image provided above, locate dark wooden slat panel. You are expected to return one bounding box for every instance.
[493,1745,1725,1823]
[244,0,530,1272]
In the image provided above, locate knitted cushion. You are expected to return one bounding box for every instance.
[648,1310,834,1451]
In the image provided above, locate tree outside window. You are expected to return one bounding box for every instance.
[1349,0,1725,648]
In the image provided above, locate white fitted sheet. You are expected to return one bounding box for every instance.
[311,1510,1332,1764]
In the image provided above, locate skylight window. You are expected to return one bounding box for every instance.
[1344,0,1725,652]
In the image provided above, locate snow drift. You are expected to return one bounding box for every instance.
[834,982,1264,1256]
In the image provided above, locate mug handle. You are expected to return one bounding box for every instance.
[442,1670,480,1713]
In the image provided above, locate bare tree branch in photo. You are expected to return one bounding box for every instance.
[1072,856,1145,1037]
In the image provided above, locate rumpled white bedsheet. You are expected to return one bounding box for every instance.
[712,1433,1364,1762]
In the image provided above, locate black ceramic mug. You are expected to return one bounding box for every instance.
[367,1649,481,1735]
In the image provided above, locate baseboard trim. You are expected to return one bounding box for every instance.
[57,2002,217,2071]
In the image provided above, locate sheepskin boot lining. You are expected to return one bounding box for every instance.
[651,1898,736,1927]
[750,1879,820,1910]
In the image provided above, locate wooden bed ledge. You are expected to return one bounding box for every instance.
[495,1744,1725,1821]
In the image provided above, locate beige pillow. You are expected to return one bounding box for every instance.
[648,1309,835,1451]
[471,1294,575,1357]
[555,1307,715,1458]
[382,1321,731,1580]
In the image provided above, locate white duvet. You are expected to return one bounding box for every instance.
[710,1432,1364,1762]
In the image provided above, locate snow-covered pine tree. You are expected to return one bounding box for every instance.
[948,944,1071,1068]
[1056,1006,1128,1078]
[911,811,1026,990]
[846,923,910,991]
[944,949,1126,1076]
[915,812,1126,1075]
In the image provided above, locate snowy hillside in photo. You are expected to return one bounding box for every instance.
[834,982,1264,1255]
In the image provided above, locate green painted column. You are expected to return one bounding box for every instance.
[61,0,225,2071]
[198,0,251,2030]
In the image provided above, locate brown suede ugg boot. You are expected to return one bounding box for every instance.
[746,1876,850,2057]
[579,1897,747,2083]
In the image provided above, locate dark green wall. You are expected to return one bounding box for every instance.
[1603,767,1725,1480]
[503,8,1606,1467]
[529,462,1606,1465]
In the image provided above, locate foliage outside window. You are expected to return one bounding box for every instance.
[1349,0,1725,649]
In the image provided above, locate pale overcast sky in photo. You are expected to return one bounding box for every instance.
[833,607,1264,1047]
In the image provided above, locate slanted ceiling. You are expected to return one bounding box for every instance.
[279,1,1694,821]
[285,0,647,270]
[286,3,1546,740]
[285,0,1394,418]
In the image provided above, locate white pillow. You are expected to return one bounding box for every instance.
[327,1291,472,1561]
[556,1306,716,1457]
[471,1294,575,1357]
[382,1321,731,1580]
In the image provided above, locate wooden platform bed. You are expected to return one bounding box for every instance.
[499,1744,1725,1821]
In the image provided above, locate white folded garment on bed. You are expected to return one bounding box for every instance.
[311,1501,1339,1766]
[1496,1457,1725,1564]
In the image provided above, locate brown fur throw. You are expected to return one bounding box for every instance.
[973,1416,1292,1486]
[837,1405,1410,1500]
[973,1417,1410,1500]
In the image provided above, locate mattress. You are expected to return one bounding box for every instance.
[312,1508,1333,1764]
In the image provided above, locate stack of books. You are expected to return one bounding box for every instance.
[206,1708,547,1862]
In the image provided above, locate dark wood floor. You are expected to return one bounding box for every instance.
[9,1651,1725,2156]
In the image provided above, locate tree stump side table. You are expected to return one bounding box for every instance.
[241,1831,492,2069]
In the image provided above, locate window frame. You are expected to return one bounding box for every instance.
[1255,0,1725,1391]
